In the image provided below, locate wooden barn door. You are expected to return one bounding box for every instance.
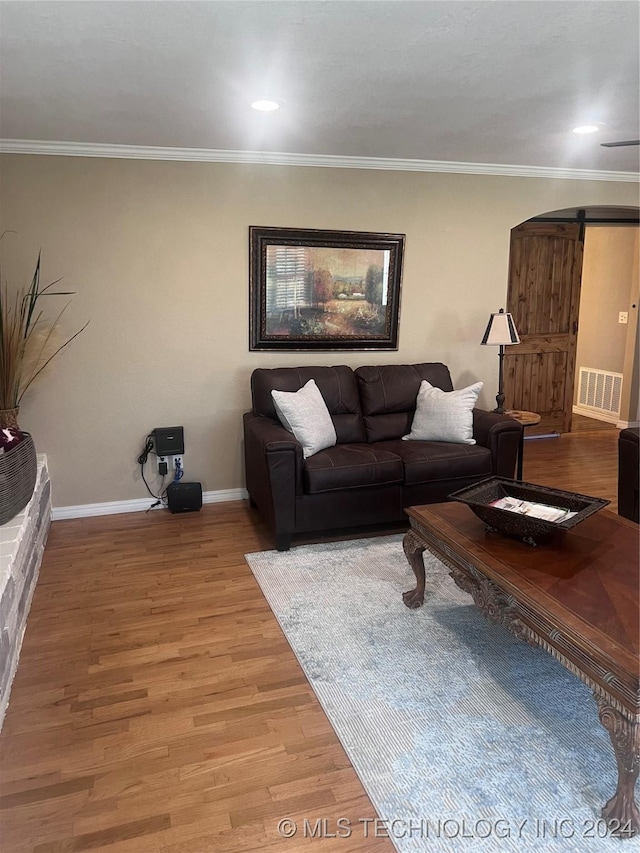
[504,222,584,434]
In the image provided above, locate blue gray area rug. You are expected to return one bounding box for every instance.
[245,535,636,852]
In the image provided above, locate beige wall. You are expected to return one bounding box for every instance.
[1,154,638,507]
[575,227,638,406]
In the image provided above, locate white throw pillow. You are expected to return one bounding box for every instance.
[403,380,483,445]
[271,379,337,458]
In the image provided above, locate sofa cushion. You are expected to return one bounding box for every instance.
[403,380,483,445]
[271,379,337,459]
[373,439,492,485]
[303,444,404,494]
[252,365,366,443]
[355,363,455,442]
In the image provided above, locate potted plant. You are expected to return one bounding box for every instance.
[0,244,87,428]
[0,237,87,522]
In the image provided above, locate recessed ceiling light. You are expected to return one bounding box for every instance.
[572,125,600,134]
[251,99,280,112]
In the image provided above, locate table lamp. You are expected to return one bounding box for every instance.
[481,308,520,413]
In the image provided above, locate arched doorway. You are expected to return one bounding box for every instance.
[503,206,639,434]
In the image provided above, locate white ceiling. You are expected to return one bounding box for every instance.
[1,0,639,174]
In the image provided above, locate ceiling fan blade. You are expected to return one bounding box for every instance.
[600,140,640,147]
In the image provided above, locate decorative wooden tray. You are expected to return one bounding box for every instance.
[448,477,610,546]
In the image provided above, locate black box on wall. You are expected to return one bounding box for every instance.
[166,481,202,513]
[153,426,184,457]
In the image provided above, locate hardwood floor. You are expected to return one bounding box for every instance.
[0,427,625,852]
[524,421,619,512]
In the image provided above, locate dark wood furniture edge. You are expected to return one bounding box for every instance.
[402,507,640,837]
[406,513,639,716]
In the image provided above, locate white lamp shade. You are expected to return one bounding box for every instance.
[481,310,520,346]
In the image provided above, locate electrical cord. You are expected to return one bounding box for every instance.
[136,435,154,467]
[173,457,184,482]
[138,434,167,509]
[145,489,166,512]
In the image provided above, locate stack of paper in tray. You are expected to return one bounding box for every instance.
[489,495,578,523]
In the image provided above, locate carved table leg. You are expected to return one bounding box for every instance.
[595,694,640,838]
[402,529,426,609]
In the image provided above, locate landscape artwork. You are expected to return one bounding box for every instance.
[249,227,405,351]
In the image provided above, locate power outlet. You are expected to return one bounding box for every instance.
[170,455,184,478]
[619,311,629,324]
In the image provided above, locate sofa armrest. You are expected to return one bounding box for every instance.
[243,412,303,549]
[618,427,639,523]
[472,409,523,478]
[244,411,302,453]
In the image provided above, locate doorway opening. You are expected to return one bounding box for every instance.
[504,206,639,435]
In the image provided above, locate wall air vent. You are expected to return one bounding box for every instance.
[577,367,623,418]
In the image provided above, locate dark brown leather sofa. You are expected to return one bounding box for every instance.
[243,363,522,550]
[618,427,639,523]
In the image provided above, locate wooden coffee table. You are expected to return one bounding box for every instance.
[402,502,640,837]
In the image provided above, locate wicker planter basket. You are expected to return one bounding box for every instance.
[0,432,37,525]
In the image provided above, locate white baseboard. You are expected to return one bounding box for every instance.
[572,404,620,425]
[616,420,640,429]
[52,487,249,521]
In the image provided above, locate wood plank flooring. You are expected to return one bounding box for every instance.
[0,426,625,852]
[524,420,619,512]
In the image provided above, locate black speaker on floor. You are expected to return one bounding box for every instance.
[166,481,202,513]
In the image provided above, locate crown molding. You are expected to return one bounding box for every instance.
[1,138,638,183]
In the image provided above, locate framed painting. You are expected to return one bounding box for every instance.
[249,226,405,351]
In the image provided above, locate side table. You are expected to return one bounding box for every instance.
[506,409,541,480]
